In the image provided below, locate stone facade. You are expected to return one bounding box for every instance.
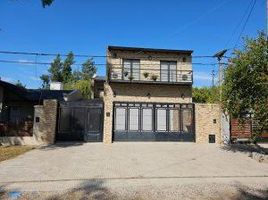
[33,99,58,144]
[103,82,192,143]
[103,47,193,144]
[195,103,221,144]
[107,48,192,82]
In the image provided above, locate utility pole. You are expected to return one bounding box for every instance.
[211,69,215,87]
[213,49,228,102]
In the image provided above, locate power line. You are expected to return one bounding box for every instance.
[0,50,229,59]
[224,0,255,48]
[0,59,222,66]
[234,0,257,48]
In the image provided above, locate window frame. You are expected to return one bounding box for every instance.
[122,59,140,81]
[160,61,177,82]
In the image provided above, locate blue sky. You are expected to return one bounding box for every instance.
[0,0,266,88]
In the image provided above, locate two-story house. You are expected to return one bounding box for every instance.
[101,46,195,143]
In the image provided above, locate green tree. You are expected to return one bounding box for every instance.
[81,59,97,80]
[64,79,92,99]
[48,54,63,82]
[62,52,74,83]
[222,32,268,137]
[192,87,219,103]
[40,74,50,89]
[15,80,26,88]
[42,0,54,7]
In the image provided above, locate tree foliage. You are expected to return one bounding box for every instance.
[40,53,97,99]
[15,80,26,88]
[48,54,63,82]
[192,87,220,103]
[222,32,268,136]
[82,59,97,80]
[62,52,74,83]
[41,0,54,7]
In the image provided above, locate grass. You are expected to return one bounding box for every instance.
[0,146,35,162]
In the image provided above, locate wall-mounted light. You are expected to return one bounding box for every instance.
[148,55,152,60]
[112,52,117,58]
[146,92,151,99]
[113,91,116,98]
[181,93,185,99]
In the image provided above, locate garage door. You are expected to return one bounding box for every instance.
[57,100,103,142]
[113,102,195,142]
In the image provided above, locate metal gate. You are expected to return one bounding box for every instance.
[113,102,195,142]
[57,100,103,142]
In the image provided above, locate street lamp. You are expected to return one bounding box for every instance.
[213,49,228,102]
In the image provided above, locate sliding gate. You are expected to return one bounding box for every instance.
[57,100,103,142]
[113,102,195,142]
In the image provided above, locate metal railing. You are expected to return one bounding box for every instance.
[108,65,193,83]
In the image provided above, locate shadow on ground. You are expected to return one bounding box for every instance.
[0,180,268,200]
[221,143,268,155]
[38,142,84,151]
[233,185,268,200]
[45,179,117,200]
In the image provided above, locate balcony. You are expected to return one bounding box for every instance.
[108,64,193,85]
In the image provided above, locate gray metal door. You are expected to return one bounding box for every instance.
[57,100,103,142]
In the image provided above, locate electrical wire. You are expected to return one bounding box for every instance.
[224,0,255,49]
[233,0,257,48]
[0,59,222,66]
[0,50,228,59]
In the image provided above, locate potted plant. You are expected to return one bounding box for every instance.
[143,72,149,79]
[123,71,129,77]
[151,74,158,81]
[128,75,134,81]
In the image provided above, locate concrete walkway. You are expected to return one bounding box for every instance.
[0,143,267,198]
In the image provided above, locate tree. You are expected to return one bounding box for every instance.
[42,0,54,7]
[15,80,26,88]
[222,32,268,138]
[48,54,63,82]
[192,87,219,103]
[81,59,97,80]
[40,74,50,89]
[64,79,92,99]
[62,52,74,83]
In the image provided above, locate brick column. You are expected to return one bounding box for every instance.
[103,83,113,144]
[33,99,58,144]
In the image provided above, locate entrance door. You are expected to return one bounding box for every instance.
[57,100,103,142]
[113,102,195,142]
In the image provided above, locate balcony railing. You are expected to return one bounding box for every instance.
[108,65,193,84]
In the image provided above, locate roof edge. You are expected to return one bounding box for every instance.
[107,46,193,54]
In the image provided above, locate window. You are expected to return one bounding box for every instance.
[160,61,177,82]
[123,59,140,80]
[169,109,180,132]
[115,108,126,130]
[181,109,193,133]
[142,108,153,131]
[156,109,167,131]
[129,108,139,131]
[113,103,193,134]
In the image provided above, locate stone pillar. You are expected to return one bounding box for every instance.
[33,99,58,144]
[103,83,113,144]
[195,103,221,144]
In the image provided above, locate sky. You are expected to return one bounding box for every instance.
[0,0,266,88]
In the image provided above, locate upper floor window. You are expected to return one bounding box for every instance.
[123,59,140,80]
[160,61,177,82]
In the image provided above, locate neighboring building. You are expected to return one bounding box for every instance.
[101,46,195,143]
[0,80,79,144]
